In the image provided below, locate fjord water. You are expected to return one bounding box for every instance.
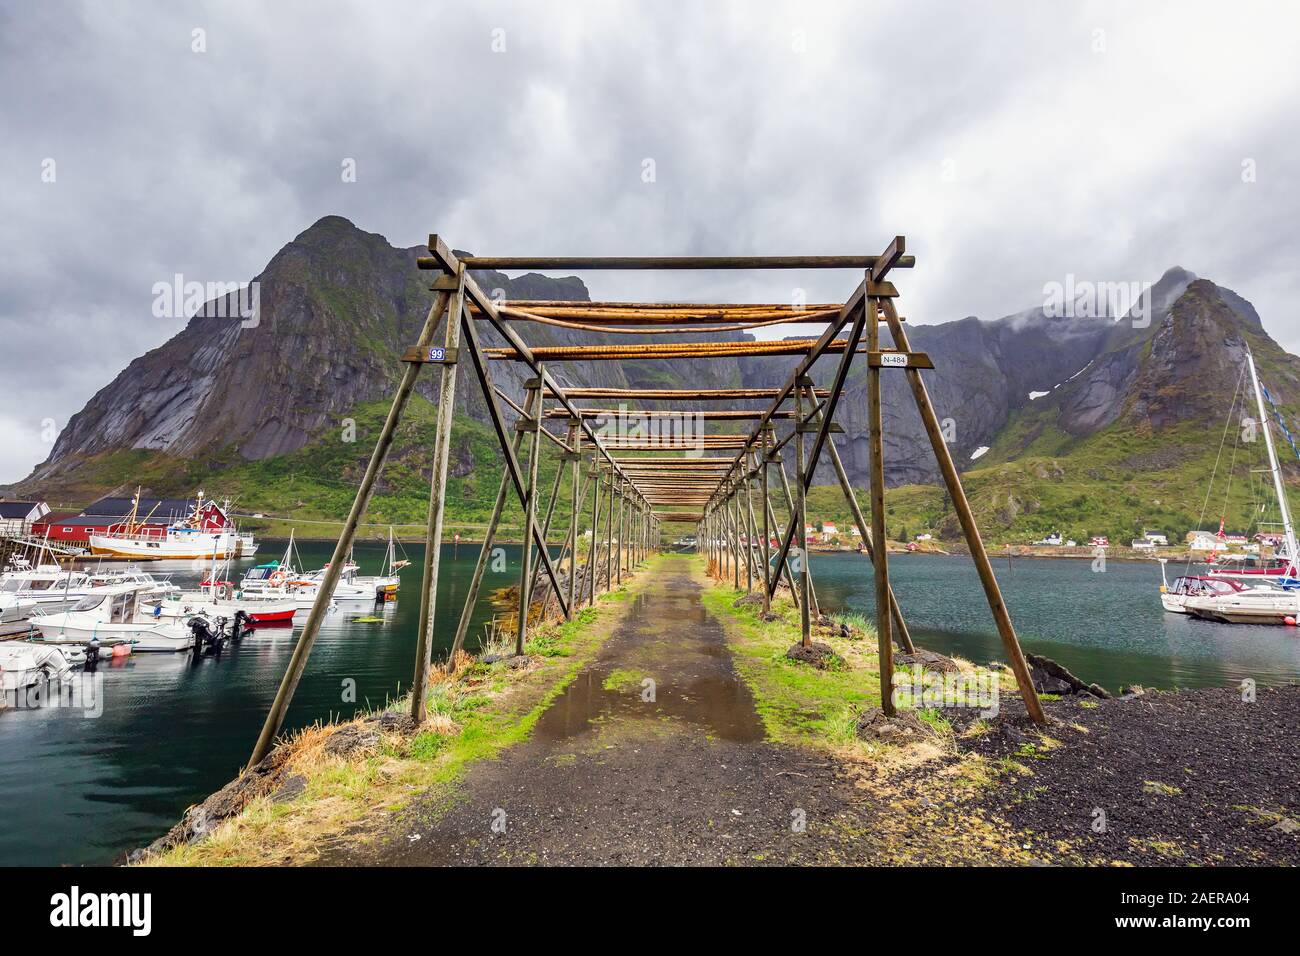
[2,544,1298,866]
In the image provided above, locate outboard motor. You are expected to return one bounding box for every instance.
[187,616,223,656]
[231,610,251,640]
[84,637,101,671]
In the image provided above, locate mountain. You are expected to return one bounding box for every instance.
[12,216,1300,545]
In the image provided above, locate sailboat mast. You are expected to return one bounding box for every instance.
[1246,347,1299,572]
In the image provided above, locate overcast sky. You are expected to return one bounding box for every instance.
[2,0,1298,483]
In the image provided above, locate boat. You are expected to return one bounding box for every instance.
[1162,347,1300,624]
[240,532,348,607]
[142,557,298,626]
[0,591,38,624]
[291,562,376,601]
[83,566,180,599]
[1160,571,1258,613]
[0,644,74,694]
[87,489,258,560]
[31,584,199,652]
[0,566,121,613]
[350,528,409,597]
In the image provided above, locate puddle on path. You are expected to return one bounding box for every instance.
[532,575,765,744]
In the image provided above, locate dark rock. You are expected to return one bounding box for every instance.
[895,649,960,673]
[272,773,308,804]
[366,709,417,734]
[506,654,534,670]
[855,707,936,741]
[785,642,839,669]
[323,724,381,757]
[480,654,503,665]
[1120,684,1146,698]
[732,593,763,608]
[1026,654,1110,698]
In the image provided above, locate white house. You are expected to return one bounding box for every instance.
[1142,531,1168,546]
[1186,530,1227,552]
[0,500,50,536]
[1130,538,1155,551]
[1033,532,1063,546]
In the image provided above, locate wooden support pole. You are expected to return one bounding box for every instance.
[604,469,614,593]
[879,297,1047,725]
[743,460,754,592]
[866,295,895,716]
[587,460,601,607]
[247,290,451,768]
[567,431,581,619]
[411,269,465,723]
[760,430,772,614]
[515,374,544,656]
[795,386,812,646]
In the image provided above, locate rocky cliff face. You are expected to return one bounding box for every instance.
[22,215,1293,494]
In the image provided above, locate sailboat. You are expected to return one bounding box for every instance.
[352,527,409,598]
[1166,348,1300,624]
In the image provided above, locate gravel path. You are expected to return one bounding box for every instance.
[341,565,895,866]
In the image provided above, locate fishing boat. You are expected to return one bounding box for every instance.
[31,583,198,651]
[142,554,296,625]
[238,535,338,611]
[0,644,74,693]
[87,489,258,560]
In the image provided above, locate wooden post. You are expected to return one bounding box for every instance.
[604,468,614,593]
[802,383,915,653]
[760,429,772,614]
[615,478,625,585]
[743,458,754,592]
[794,386,812,646]
[566,431,581,619]
[879,297,1047,724]
[247,289,451,767]
[447,388,538,665]
[410,268,466,722]
[866,294,895,716]
[515,374,544,656]
[587,459,601,607]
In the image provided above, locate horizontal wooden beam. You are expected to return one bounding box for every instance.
[543,408,793,420]
[485,339,869,362]
[419,253,916,271]
[560,388,829,401]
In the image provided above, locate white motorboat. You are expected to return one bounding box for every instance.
[32,584,198,652]
[0,566,120,613]
[0,644,74,693]
[84,566,180,599]
[0,591,38,624]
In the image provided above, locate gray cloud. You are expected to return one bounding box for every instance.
[3,0,1298,482]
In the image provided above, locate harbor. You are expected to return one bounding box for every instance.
[2,543,1297,866]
